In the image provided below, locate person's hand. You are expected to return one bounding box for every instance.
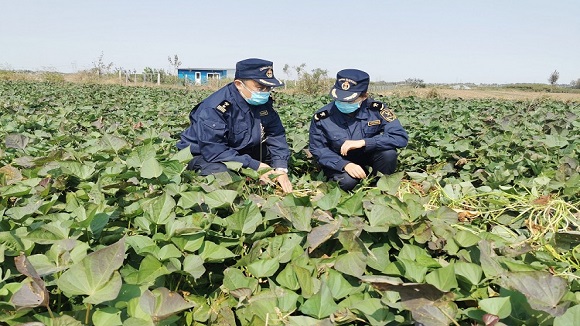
[273,172,293,193]
[340,140,365,156]
[344,163,367,179]
[258,163,273,185]
[258,168,293,193]
[258,162,271,170]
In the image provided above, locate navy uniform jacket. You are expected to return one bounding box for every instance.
[308,98,408,172]
[176,83,290,170]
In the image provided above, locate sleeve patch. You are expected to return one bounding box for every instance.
[215,100,231,114]
[370,102,385,110]
[314,110,330,121]
[380,109,397,122]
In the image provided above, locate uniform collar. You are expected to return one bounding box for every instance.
[355,99,371,119]
[227,83,251,113]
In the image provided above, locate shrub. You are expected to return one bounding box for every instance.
[0,70,33,81]
[405,78,426,88]
[296,68,332,96]
[425,87,441,98]
[41,71,65,83]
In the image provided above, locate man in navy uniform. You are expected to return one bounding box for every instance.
[308,69,408,191]
[177,58,292,193]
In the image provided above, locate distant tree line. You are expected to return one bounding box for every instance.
[7,52,580,92]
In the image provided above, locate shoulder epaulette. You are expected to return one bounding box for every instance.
[369,101,385,110]
[314,110,330,121]
[190,103,201,113]
[215,100,231,114]
[380,108,397,122]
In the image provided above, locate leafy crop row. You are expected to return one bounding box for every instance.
[0,80,579,325]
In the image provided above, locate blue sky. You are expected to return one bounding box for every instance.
[1,0,579,84]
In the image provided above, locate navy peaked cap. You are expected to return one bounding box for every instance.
[235,58,284,87]
[329,69,370,102]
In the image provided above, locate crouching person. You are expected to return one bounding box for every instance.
[176,58,292,193]
[308,69,408,191]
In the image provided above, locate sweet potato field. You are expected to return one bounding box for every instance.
[0,80,579,325]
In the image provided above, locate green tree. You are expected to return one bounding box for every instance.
[548,70,560,86]
[168,54,182,75]
[297,67,330,95]
[282,64,291,79]
[282,63,307,87]
[143,67,169,83]
[294,63,306,79]
[92,52,114,77]
[405,78,426,88]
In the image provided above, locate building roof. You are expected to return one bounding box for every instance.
[178,68,234,71]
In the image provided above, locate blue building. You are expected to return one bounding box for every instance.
[177,67,235,85]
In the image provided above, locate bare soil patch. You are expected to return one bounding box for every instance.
[377,88,580,102]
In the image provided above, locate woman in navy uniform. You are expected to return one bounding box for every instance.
[308,69,408,191]
[177,58,292,193]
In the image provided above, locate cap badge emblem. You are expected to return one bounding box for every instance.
[341,81,351,90]
[266,69,273,78]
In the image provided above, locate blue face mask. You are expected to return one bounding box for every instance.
[335,100,361,114]
[240,82,271,105]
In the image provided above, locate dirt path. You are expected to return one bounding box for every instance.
[378,88,580,101]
